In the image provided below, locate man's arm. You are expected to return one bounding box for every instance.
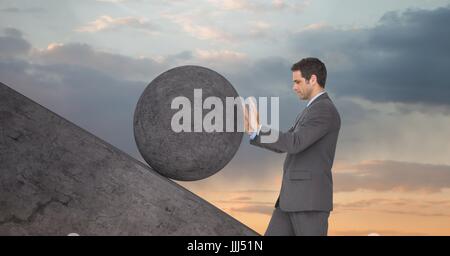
[249,125,285,153]
[250,104,333,154]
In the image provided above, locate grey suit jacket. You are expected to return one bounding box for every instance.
[250,92,341,212]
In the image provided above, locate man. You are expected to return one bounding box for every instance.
[244,57,341,236]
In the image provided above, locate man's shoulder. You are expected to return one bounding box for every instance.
[309,97,336,111]
[308,97,341,121]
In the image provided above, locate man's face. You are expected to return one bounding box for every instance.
[292,70,312,100]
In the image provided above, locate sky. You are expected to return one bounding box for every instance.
[1,0,450,235]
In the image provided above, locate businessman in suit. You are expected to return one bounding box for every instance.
[243,57,341,236]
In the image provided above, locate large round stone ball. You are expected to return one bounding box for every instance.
[134,65,243,181]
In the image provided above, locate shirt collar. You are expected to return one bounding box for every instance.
[307,91,326,107]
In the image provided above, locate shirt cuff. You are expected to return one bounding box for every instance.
[249,124,262,140]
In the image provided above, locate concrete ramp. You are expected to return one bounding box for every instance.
[0,82,258,235]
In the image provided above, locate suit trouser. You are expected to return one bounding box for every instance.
[264,207,330,236]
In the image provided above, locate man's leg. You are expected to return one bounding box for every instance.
[264,207,295,236]
[288,211,330,236]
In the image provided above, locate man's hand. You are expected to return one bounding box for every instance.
[243,98,260,135]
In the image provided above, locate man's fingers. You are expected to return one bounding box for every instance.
[243,105,249,133]
[249,97,257,113]
[247,97,259,132]
[239,98,260,134]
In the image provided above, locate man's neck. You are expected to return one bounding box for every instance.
[308,89,325,101]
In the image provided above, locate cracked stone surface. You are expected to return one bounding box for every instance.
[134,65,243,181]
[0,82,258,236]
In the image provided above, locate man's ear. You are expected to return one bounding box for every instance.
[310,74,318,85]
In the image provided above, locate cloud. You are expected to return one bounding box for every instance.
[335,198,450,217]
[231,196,253,201]
[0,28,31,58]
[330,95,450,167]
[289,6,450,106]
[207,0,309,12]
[96,0,129,2]
[3,27,24,38]
[334,160,450,193]
[164,14,233,42]
[195,49,247,62]
[271,0,310,11]
[0,7,44,13]
[162,50,194,63]
[301,22,328,31]
[246,21,273,39]
[229,205,274,215]
[335,198,396,208]
[31,42,167,81]
[208,0,252,11]
[216,198,273,205]
[162,6,286,43]
[75,15,158,33]
[96,0,186,4]
[224,55,293,97]
[230,189,278,194]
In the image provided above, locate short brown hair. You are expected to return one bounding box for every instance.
[291,57,327,88]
